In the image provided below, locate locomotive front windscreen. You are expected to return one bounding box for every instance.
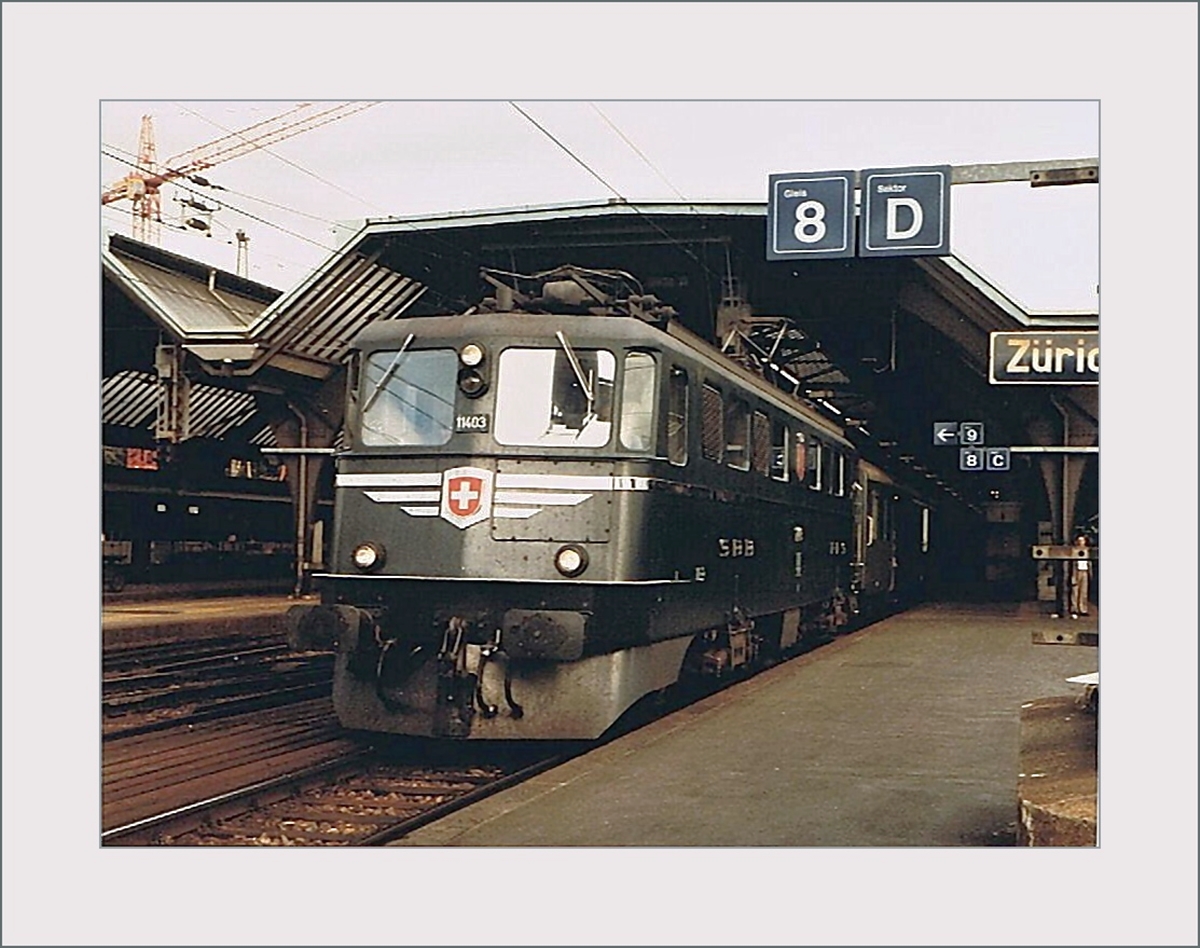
[494,347,615,447]
[360,348,457,446]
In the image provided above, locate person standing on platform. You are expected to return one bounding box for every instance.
[1069,534,1091,618]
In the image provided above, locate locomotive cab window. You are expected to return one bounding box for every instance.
[808,436,823,490]
[701,384,723,462]
[619,351,657,451]
[360,348,457,447]
[667,367,689,466]
[770,418,788,481]
[725,396,750,471]
[752,411,771,476]
[494,347,615,447]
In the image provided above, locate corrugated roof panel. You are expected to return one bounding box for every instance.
[253,252,426,366]
[249,425,277,447]
[110,253,267,334]
[292,275,424,363]
[187,385,258,439]
[280,263,401,358]
[303,267,412,353]
[254,252,378,344]
[102,371,158,427]
[102,370,263,441]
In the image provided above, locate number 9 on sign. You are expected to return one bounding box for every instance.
[793,200,827,244]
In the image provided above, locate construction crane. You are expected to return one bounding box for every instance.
[102,101,376,245]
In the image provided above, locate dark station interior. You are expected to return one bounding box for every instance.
[103,202,1098,603]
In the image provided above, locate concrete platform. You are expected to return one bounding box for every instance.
[1017,695,1097,846]
[102,593,306,650]
[394,603,1099,846]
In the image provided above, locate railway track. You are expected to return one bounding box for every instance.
[101,621,858,845]
[102,634,285,673]
[102,640,334,739]
[103,741,574,846]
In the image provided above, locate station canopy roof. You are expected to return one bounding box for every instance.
[319,200,1095,503]
[103,233,426,379]
[103,202,1096,502]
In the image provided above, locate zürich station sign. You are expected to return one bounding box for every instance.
[989,330,1099,385]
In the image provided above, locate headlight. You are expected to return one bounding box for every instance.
[457,367,487,398]
[352,542,385,571]
[460,343,485,367]
[554,544,588,577]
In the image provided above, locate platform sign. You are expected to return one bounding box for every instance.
[859,166,951,257]
[933,422,959,446]
[986,447,1011,471]
[958,422,985,446]
[766,171,855,259]
[990,331,1099,385]
[959,447,985,471]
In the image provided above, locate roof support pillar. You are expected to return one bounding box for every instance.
[1028,398,1098,614]
[269,372,346,597]
[153,345,191,443]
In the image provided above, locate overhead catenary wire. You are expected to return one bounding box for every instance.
[508,101,718,294]
[102,149,476,315]
[102,203,318,277]
[172,102,389,215]
[105,119,491,290]
[104,140,467,262]
[588,103,697,210]
[101,147,338,252]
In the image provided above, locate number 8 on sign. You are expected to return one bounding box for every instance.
[793,200,827,244]
[960,447,984,471]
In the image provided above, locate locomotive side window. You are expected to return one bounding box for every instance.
[360,348,457,447]
[752,411,771,476]
[794,430,807,480]
[725,396,750,471]
[495,348,615,447]
[667,367,689,466]
[701,384,723,462]
[770,418,788,481]
[808,436,823,490]
[619,352,657,451]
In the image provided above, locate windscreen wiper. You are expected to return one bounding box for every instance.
[361,333,414,413]
[555,330,594,418]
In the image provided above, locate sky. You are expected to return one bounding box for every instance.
[100,99,1100,313]
[4,4,1198,948]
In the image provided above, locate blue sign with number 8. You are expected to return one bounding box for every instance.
[767,171,855,259]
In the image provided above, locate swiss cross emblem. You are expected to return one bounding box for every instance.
[439,466,493,529]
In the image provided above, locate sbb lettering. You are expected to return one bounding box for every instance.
[717,537,757,558]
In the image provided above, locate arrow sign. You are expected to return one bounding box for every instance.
[933,422,958,446]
